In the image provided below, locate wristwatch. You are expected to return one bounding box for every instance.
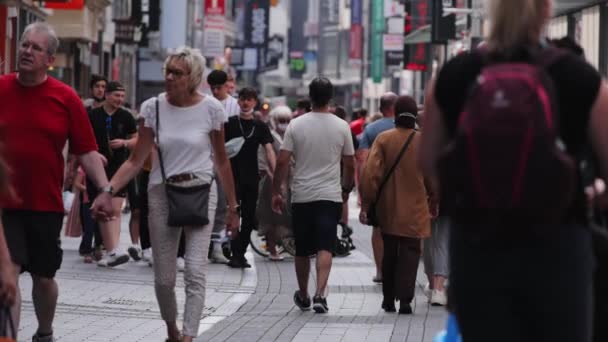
[99,185,113,196]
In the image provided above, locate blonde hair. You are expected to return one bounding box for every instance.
[486,0,550,55]
[163,46,206,92]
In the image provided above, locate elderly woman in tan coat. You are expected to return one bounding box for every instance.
[359,95,435,314]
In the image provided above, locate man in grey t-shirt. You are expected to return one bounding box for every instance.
[357,92,397,284]
[272,77,355,314]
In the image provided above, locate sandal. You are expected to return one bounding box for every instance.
[83,255,93,264]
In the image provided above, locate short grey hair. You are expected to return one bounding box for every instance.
[163,46,206,92]
[21,22,59,55]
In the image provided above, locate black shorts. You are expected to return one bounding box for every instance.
[292,201,342,257]
[2,210,64,278]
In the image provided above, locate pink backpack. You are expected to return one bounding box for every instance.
[438,48,576,226]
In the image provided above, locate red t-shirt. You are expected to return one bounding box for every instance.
[0,74,97,213]
[350,118,365,136]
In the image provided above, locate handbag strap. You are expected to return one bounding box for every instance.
[373,130,416,204]
[155,98,169,184]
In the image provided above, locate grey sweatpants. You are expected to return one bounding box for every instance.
[423,217,450,278]
[148,181,217,337]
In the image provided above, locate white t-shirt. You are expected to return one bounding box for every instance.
[281,112,355,203]
[140,93,226,187]
[221,95,240,120]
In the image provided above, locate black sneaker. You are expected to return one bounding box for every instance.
[312,295,328,313]
[399,303,413,315]
[293,290,311,311]
[227,258,252,268]
[382,300,396,313]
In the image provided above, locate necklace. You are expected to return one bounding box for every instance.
[238,117,256,139]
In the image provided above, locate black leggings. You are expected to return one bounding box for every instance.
[450,224,594,342]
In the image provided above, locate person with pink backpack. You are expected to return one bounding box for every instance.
[419,0,608,341]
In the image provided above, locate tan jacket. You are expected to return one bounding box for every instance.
[360,127,431,239]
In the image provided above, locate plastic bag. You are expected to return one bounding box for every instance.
[62,191,75,214]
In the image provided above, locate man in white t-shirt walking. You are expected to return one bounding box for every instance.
[207,70,239,263]
[208,70,240,118]
[272,77,355,313]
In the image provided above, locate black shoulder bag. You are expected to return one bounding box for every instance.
[155,99,212,227]
[366,131,416,227]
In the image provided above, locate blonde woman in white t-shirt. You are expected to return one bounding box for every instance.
[95,47,240,342]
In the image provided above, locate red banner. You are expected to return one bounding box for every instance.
[205,0,225,16]
[349,24,362,60]
[44,0,85,10]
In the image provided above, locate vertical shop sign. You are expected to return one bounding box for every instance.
[288,0,308,78]
[246,0,270,48]
[371,0,385,83]
[203,0,226,57]
[404,0,430,71]
[349,0,363,65]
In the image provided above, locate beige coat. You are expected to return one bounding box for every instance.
[360,127,431,239]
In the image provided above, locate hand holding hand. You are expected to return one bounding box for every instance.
[91,192,115,222]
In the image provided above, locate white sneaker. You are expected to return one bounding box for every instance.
[210,244,230,264]
[177,257,185,272]
[430,289,447,306]
[423,283,432,301]
[142,249,154,266]
[97,252,129,267]
[128,245,142,261]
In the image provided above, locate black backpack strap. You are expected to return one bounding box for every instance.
[373,130,417,204]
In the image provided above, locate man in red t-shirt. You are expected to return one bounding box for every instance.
[0,22,113,342]
[349,108,368,137]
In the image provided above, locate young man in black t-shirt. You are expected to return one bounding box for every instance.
[225,87,276,268]
[87,81,138,267]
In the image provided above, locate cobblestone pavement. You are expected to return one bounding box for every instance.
[17,213,256,342]
[17,195,448,341]
[196,196,449,342]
